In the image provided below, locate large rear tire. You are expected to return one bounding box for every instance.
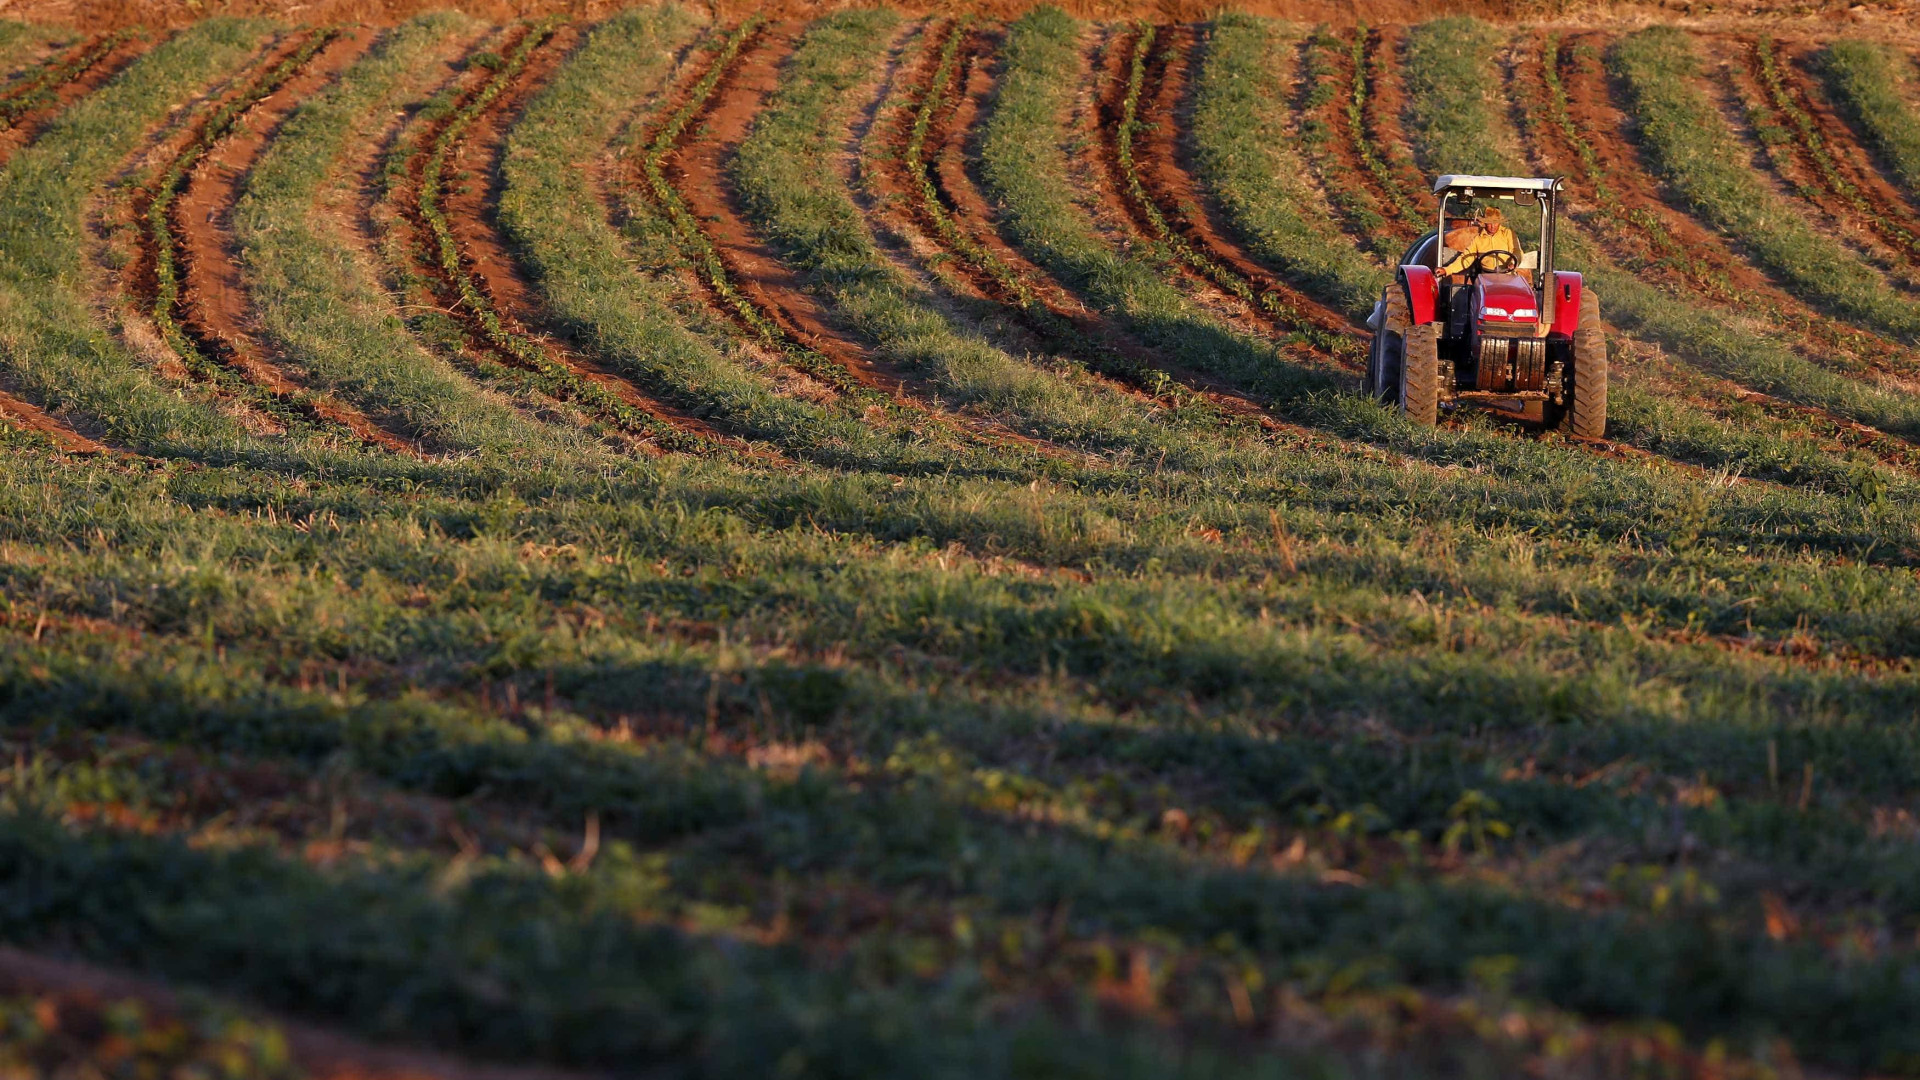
[1399,320,1440,425]
[1560,289,1607,438]
[1366,290,1408,406]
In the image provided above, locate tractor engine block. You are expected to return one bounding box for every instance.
[1473,335,1547,392]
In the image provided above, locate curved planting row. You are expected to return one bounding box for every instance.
[1610,28,1920,345]
[1818,38,1920,204]
[1746,35,1920,273]
[140,31,342,425]
[1103,23,1360,359]
[386,23,729,457]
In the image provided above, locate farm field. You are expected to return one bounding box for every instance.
[3,0,1920,1075]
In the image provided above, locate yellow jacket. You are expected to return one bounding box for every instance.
[1442,225,1521,276]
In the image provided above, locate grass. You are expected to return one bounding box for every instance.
[1611,27,1920,344]
[7,9,1920,1076]
[1819,38,1920,203]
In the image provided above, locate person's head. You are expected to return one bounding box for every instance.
[1477,205,1505,233]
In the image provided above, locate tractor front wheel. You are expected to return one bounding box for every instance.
[1559,289,1607,438]
[1366,290,1408,405]
[1399,320,1440,426]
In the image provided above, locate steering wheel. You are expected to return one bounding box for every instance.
[1467,249,1519,275]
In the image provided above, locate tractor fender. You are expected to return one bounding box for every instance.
[1399,265,1438,326]
[1551,271,1584,336]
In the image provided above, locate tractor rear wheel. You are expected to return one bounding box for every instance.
[1399,320,1440,425]
[1560,289,1607,438]
[1366,290,1408,405]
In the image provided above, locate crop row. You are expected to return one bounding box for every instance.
[404,21,711,454]
[1819,39,1920,203]
[143,30,337,431]
[1749,36,1920,267]
[0,30,126,125]
[1107,25,1354,357]
[1611,27,1920,344]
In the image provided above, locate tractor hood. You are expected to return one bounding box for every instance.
[1474,274,1540,329]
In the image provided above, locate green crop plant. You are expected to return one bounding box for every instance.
[8,10,1920,1074]
[979,8,1354,413]
[1295,27,1402,258]
[1820,39,1920,203]
[1188,16,1388,316]
[397,20,711,455]
[1611,28,1920,344]
[736,11,1275,476]
[886,20,1223,413]
[500,10,1010,478]
[632,17,880,401]
[1349,27,1428,230]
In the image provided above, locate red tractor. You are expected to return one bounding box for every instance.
[1364,175,1606,436]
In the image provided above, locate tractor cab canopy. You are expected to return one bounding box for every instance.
[1402,176,1563,285]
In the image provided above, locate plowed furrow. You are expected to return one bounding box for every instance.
[129,31,345,437]
[657,21,1078,463]
[1296,29,1421,256]
[0,33,143,164]
[168,29,426,457]
[400,25,724,458]
[870,21,1261,431]
[921,27,1339,442]
[1540,33,1915,378]
[1709,35,1920,291]
[1361,27,1434,217]
[1130,25,1364,352]
[1092,25,1353,368]
[1750,37,1920,273]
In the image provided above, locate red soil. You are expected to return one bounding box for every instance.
[869,23,1186,409]
[1770,38,1920,268]
[1292,30,1421,257]
[661,21,1082,462]
[1539,33,1915,376]
[171,29,429,456]
[1363,26,1433,212]
[666,26,900,394]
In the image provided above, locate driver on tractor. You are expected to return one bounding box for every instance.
[1441,205,1522,280]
